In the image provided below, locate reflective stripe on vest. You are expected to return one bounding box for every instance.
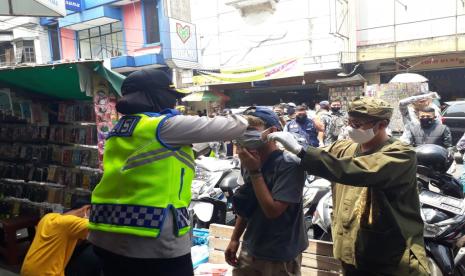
[89,112,194,238]
[122,149,195,171]
[90,204,189,231]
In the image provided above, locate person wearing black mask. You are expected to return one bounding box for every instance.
[401,106,452,149]
[88,69,248,276]
[318,98,348,146]
[283,105,322,147]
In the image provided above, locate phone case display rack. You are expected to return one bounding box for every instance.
[328,85,364,112]
[365,83,429,133]
[0,94,102,219]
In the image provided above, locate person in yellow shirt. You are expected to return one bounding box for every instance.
[21,203,91,276]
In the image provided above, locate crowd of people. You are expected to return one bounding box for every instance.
[19,68,465,276]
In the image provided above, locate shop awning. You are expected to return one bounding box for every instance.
[0,0,66,17]
[0,61,125,100]
[182,91,229,102]
[315,74,366,87]
[58,5,122,30]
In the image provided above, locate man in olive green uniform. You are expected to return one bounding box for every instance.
[267,97,429,275]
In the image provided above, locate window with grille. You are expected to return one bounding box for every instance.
[77,22,124,59]
[23,41,35,63]
[49,25,61,61]
[143,0,160,44]
[15,40,36,64]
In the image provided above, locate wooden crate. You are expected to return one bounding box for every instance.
[208,224,342,276]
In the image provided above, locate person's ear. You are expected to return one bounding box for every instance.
[377,120,388,130]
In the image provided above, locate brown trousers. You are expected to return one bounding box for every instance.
[233,250,302,276]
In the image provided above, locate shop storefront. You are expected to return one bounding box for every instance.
[180,91,229,115]
[0,61,123,262]
[222,83,324,108]
[189,58,334,108]
[314,74,366,112]
[377,53,465,102]
[189,58,340,108]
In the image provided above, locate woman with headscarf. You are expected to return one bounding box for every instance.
[88,69,248,276]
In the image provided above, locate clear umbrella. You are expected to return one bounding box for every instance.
[389,73,428,83]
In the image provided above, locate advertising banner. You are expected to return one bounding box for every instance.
[192,58,303,86]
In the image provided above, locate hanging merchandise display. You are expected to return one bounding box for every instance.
[0,61,123,219]
[365,82,429,132]
[0,92,102,216]
[328,85,364,112]
[92,75,119,166]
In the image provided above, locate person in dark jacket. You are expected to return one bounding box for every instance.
[401,106,452,149]
[284,105,322,147]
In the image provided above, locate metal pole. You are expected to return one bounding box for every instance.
[8,0,13,15]
[393,0,397,69]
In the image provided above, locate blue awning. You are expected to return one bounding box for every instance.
[111,53,166,73]
[58,5,121,30]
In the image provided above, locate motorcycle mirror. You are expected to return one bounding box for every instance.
[193,202,214,222]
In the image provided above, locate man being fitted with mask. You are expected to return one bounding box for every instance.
[267,98,429,275]
[225,107,308,276]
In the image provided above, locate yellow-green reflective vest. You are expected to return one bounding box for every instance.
[89,111,195,238]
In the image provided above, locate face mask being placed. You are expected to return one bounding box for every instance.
[347,126,376,144]
[235,130,266,149]
[420,117,434,128]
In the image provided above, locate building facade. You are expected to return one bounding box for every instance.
[187,0,358,107]
[0,16,52,66]
[40,0,198,76]
[354,0,465,101]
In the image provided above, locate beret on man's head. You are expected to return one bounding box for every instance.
[349,97,393,120]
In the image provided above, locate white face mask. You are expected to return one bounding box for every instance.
[235,130,266,149]
[347,126,376,144]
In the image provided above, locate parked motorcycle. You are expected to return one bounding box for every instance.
[417,144,465,275]
[189,156,240,228]
[302,174,331,237]
[311,190,333,241]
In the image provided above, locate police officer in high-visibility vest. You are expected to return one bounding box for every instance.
[88,69,248,276]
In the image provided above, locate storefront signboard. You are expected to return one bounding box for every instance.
[65,0,82,12]
[165,17,198,68]
[400,53,465,71]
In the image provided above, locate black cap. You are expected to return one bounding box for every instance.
[121,69,184,98]
[117,69,185,114]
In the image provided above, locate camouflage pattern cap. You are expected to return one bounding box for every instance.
[348,97,393,120]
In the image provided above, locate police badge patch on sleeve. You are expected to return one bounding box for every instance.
[107,116,141,138]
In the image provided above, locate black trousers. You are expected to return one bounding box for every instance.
[342,262,391,276]
[94,246,194,276]
[65,243,102,276]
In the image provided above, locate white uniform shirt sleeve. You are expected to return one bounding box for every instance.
[158,115,248,146]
